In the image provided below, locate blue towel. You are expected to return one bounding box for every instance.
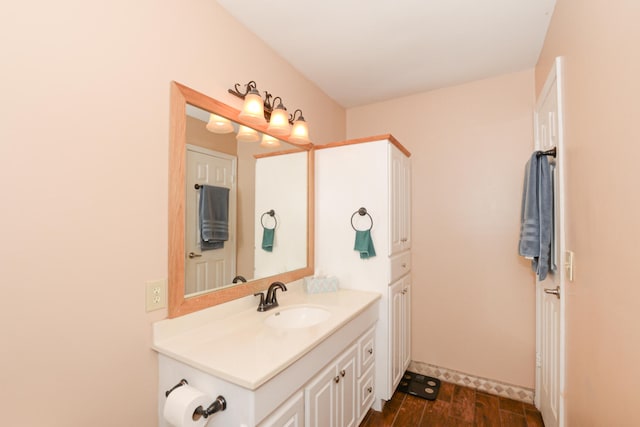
[199,185,229,251]
[354,229,376,259]
[518,152,553,280]
[261,227,275,252]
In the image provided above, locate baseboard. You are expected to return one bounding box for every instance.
[408,360,534,404]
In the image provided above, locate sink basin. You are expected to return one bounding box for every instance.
[264,306,331,329]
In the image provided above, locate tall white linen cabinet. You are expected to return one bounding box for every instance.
[315,135,412,411]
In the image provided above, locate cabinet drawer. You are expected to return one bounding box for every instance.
[390,251,411,282]
[358,365,376,419]
[358,327,375,377]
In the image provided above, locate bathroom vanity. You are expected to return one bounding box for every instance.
[153,281,380,426]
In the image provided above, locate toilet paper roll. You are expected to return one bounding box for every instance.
[163,384,211,427]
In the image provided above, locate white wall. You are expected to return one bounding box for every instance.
[0,1,344,425]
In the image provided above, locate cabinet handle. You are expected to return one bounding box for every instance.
[340,369,346,377]
[367,386,373,393]
[368,348,373,355]
[334,376,340,383]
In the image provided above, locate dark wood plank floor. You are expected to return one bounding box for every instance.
[360,381,544,427]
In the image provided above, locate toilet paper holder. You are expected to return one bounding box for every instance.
[165,379,227,419]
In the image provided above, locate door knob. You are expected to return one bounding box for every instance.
[188,252,202,259]
[544,286,560,299]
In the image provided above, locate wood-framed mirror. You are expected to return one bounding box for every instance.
[168,81,314,318]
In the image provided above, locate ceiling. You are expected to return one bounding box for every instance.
[216,0,556,108]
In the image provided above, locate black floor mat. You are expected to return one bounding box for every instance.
[397,371,441,400]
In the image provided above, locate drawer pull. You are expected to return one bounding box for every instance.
[334,376,340,383]
[340,369,346,377]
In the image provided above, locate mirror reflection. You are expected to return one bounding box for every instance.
[169,81,314,317]
[184,104,308,297]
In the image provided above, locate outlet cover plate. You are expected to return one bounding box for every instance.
[145,279,167,312]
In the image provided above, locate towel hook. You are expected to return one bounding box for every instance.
[536,147,557,158]
[261,209,277,229]
[351,207,373,231]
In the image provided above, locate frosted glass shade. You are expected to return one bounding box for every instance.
[236,125,260,143]
[267,107,291,136]
[238,90,267,126]
[289,117,310,144]
[260,134,281,148]
[205,114,234,134]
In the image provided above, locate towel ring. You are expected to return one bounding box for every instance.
[351,207,373,231]
[261,209,277,230]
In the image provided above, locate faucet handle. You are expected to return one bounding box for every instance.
[254,292,267,312]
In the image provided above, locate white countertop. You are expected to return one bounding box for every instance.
[152,281,381,390]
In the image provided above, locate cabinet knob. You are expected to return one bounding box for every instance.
[368,348,373,355]
[334,376,340,383]
[340,369,346,377]
[367,386,373,393]
[401,263,407,268]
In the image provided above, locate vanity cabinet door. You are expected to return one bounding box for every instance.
[258,390,304,427]
[390,276,411,392]
[306,363,338,427]
[336,345,358,427]
[305,343,358,427]
[389,145,411,255]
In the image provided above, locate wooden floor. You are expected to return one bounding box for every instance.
[359,381,545,427]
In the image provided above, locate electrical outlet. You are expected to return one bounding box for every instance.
[146,279,167,312]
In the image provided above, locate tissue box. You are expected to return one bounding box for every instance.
[304,276,339,294]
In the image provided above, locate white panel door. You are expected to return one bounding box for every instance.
[185,145,236,295]
[305,363,338,427]
[389,279,405,391]
[534,57,567,427]
[402,278,411,373]
[336,345,358,427]
[389,146,411,255]
[257,390,304,427]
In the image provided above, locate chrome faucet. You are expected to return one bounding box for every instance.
[254,281,288,312]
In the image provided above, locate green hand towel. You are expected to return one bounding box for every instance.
[262,227,274,252]
[354,229,376,259]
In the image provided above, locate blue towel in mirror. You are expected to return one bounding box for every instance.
[354,229,376,259]
[199,185,229,251]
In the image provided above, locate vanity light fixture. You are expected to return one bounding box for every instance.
[236,125,260,143]
[289,110,310,144]
[237,82,267,126]
[266,97,291,136]
[260,134,281,148]
[229,80,311,143]
[205,113,234,134]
